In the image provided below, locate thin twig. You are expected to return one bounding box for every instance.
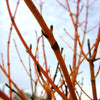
[29,44,33,96]
[94,64,100,79]
[56,0,67,10]
[89,0,97,7]
[75,81,92,100]
[92,23,100,60]
[13,39,35,82]
[86,23,99,34]
[7,0,20,98]
[65,0,76,28]
[1,53,5,70]
[87,39,91,58]
[5,83,24,100]
[53,47,63,83]
[64,28,75,40]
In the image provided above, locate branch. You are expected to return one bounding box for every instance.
[86,23,99,34]
[24,0,77,99]
[13,40,35,82]
[7,0,20,98]
[56,0,67,10]
[94,64,100,79]
[0,90,11,100]
[29,44,33,95]
[64,28,74,40]
[65,0,76,28]
[75,81,92,100]
[5,83,23,100]
[92,23,100,60]
[6,1,69,99]
[76,31,89,61]
[1,53,5,70]
[0,64,27,100]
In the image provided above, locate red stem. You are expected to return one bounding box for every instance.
[7,0,20,98]
[0,90,11,100]
[6,1,68,99]
[24,0,77,99]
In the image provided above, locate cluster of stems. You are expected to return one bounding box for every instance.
[0,0,100,100]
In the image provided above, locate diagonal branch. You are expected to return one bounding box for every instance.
[6,1,69,99]
[92,23,100,60]
[24,0,77,99]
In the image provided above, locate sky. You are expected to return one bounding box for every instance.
[0,0,100,99]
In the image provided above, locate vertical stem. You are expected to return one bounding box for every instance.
[72,0,80,88]
[65,0,76,28]
[29,44,33,95]
[72,32,77,87]
[7,0,20,98]
[40,0,48,74]
[42,36,48,74]
[78,0,89,64]
[89,61,97,100]
[7,31,12,98]
[39,1,51,98]
[87,39,91,58]
[87,39,97,100]
[70,1,80,99]
[89,23,100,99]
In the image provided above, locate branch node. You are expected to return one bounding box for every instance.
[50,25,53,33]
[51,41,60,50]
[36,64,41,75]
[41,30,48,38]
[11,17,14,22]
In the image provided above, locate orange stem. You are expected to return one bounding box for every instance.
[71,0,80,89]
[39,73,56,100]
[39,0,48,74]
[88,23,100,100]
[24,0,77,99]
[6,1,68,99]
[34,32,40,81]
[77,0,89,74]
[73,43,95,74]
[92,23,100,59]
[7,0,20,98]
[42,36,48,74]
[65,0,76,28]
[7,20,12,99]
[89,61,97,100]
[76,31,89,61]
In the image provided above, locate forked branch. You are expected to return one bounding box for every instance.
[24,0,77,99]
